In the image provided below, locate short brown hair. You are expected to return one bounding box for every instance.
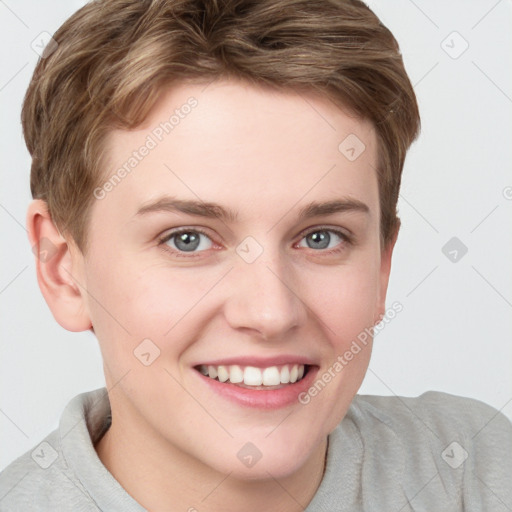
[22,0,420,254]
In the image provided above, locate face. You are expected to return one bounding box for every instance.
[74,79,393,479]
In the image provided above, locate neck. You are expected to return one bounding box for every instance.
[95,412,328,512]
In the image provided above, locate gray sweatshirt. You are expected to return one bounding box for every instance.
[0,387,511,511]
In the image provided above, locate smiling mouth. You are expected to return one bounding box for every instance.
[194,363,311,390]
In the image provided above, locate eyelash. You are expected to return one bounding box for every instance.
[157,226,353,258]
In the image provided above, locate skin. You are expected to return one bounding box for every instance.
[27,79,398,512]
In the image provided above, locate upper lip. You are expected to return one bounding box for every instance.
[193,355,317,368]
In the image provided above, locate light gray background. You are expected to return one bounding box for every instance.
[1,0,511,471]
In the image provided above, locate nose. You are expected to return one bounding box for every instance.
[223,245,307,341]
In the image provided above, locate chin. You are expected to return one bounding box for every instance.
[226,456,310,482]
[202,433,323,481]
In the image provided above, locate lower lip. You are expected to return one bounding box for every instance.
[194,366,319,410]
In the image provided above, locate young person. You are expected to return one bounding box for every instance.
[1,0,511,510]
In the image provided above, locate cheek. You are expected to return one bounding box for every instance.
[84,256,212,365]
[301,257,380,343]
[86,253,176,329]
[295,259,378,426]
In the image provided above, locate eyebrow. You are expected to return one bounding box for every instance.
[135,196,370,223]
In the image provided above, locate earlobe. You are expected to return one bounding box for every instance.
[26,199,92,332]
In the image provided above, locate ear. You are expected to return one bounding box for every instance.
[27,199,92,332]
[374,220,400,325]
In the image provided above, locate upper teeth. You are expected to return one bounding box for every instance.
[198,364,305,386]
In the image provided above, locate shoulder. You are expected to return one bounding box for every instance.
[0,430,91,512]
[347,391,512,509]
[0,390,106,512]
[353,390,512,446]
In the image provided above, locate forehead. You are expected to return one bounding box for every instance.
[98,79,379,224]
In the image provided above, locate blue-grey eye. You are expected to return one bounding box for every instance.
[298,229,346,250]
[164,230,213,253]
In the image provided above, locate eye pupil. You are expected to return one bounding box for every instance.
[307,230,330,249]
[175,232,200,252]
